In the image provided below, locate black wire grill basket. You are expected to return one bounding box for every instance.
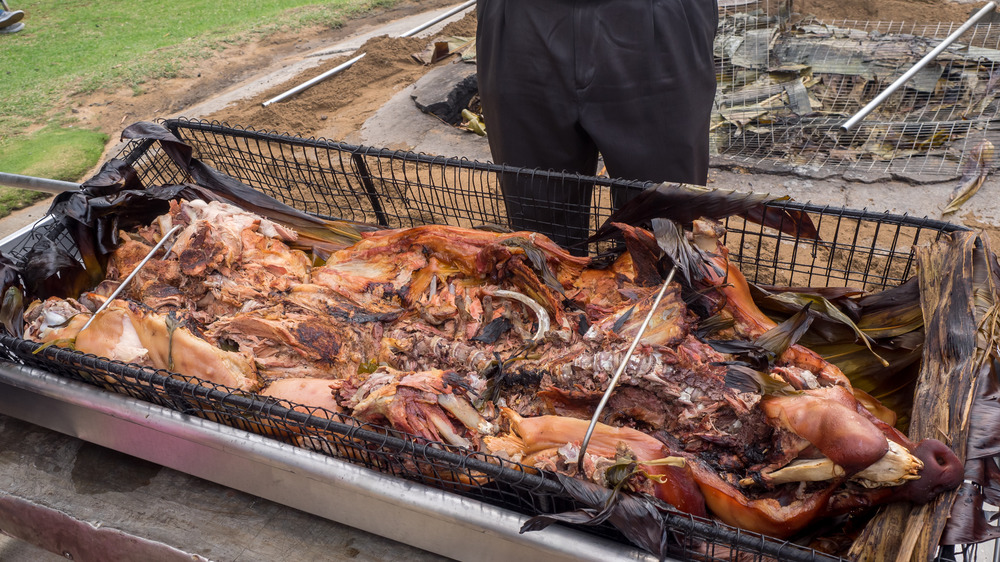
[0,118,976,561]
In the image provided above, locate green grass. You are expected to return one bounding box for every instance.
[0,126,108,181]
[0,126,110,214]
[0,0,397,131]
[0,0,398,217]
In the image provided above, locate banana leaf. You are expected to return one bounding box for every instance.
[749,277,931,430]
[814,339,922,431]
[941,249,1000,547]
[940,456,1000,545]
[967,360,1000,460]
[855,277,924,340]
[707,305,814,377]
[756,284,864,321]
[590,182,818,243]
[706,340,772,371]
[650,218,719,284]
[755,302,814,356]
[943,140,994,215]
[521,474,674,559]
[759,291,888,366]
[724,363,800,395]
[850,231,999,561]
[19,237,90,302]
[0,253,25,337]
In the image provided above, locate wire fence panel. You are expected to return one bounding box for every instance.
[714,1,1000,179]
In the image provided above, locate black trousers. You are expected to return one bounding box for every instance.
[476,0,718,252]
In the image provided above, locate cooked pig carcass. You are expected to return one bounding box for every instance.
[261,378,344,417]
[19,200,964,542]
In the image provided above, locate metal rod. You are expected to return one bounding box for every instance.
[841,1,997,131]
[261,53,366,107]
[398,0,476,38]
[577,265,677,472]
[0,172,80,194]
[79,225,182,333]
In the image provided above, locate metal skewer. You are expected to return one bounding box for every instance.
[577,265,677,472]
[0,172,81,194]
[398,0,477,38]
[262,52,367,107]
[79,225,182,333]
[841,1,997,131]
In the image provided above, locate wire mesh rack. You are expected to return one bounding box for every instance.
[714,0,1000,178]
[0,118,980,560]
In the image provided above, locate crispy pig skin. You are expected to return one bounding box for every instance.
[107,200,310,321]
[25,297,259,392]
[761,386,890,475]
[261,378,343,417]
[483,409,707,517]
[688,459,838,538]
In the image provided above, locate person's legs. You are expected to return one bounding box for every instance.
[0,9,23,29]
[579,0,718,196]
[477,0,599,253]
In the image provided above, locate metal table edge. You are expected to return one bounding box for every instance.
[0,361,659,562]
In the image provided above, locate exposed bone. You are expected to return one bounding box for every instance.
[853,439,923,488]
[491,289,550,343]
[741,440,924,488]
[741,458,845,487]
[437,393,497,435]
[424,407,473,449]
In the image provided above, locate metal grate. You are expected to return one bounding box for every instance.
[0,118,975,561]
[714,2,1000,178]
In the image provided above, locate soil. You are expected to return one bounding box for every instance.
[64,0,461,153]
[794,0,979,23]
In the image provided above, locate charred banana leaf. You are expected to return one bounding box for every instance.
[849,232,999,561]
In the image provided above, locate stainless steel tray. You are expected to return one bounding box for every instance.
[0,361,657,562]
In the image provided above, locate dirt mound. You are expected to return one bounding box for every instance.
[796,0,977,23]
[210,34,432,141]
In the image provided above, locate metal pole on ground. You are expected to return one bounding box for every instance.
[261,53,367,107]
[841,1,998,131]
[0,172,80,194]
[260,1,477,107]
[398,0,476,38]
